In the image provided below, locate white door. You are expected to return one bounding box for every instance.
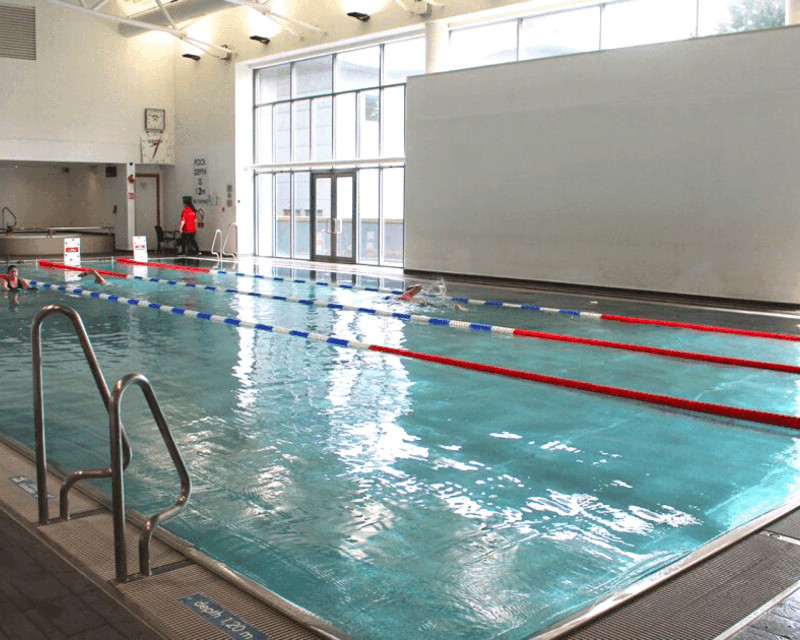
[134,175,159,249]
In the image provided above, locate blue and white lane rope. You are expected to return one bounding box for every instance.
[213,268,601,317]
[111,260,800,342]
[26,279,800,430]
[32,270,800,374]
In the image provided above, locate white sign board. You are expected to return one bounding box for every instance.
[132,235,148,262]
[63,237,81,267]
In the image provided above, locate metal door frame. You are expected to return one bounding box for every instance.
[310,170,357,264]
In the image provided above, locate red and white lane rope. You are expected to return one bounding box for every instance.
[24,276,800,431]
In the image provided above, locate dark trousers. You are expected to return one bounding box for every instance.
[180,233,200,254]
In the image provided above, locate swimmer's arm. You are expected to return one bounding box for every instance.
[0,280,6,291]
[21,278,32,289]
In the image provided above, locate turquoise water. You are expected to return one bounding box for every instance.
[2,260,800,639]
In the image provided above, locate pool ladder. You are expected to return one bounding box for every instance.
[211,222,238,262]
[31,303,192,582]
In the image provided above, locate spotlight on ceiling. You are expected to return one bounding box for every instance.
[250,35,271,45]
[182,53,201,61]
[347,11,370,21]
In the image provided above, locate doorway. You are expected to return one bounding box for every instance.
[134,174,161,250]
[310,172,356,263]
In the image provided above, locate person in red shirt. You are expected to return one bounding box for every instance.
[179,196,200,255]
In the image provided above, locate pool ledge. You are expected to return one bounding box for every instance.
[0,437,349,640]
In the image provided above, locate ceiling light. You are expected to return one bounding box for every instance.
[249,35,271,45]
[182,53,201,60]
[347,11,370,21]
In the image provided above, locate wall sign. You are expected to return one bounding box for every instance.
[193,157,209,202]
[180,594,268,640]
[63,237,81,267]
[132,235,148,262]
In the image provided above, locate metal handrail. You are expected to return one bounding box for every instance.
[109,373,191,582]
[31,304,132,524]
[210,228,222,261]
[220,222,238,261]
[2,206,17,231]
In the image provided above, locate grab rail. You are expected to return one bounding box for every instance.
[31,304,132,524]
[210,228,222,261]
[109,373,191,581]
[220,222,238,261]
[2,206,17,231]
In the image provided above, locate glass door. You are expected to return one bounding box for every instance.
[311,171,356,263]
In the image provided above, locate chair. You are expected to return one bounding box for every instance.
[155,225,178,253]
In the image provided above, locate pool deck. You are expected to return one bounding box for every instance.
[0,441,341,640]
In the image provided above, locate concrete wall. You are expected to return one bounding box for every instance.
[405,25,800,304]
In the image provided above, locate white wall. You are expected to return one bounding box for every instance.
[406,26,800,304]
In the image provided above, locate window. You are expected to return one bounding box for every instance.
[336,46,380,91]
[255,64,290,103]
[449,21,518,70]
[699,0,784,36]
[520,7,601,61]
[601,0,697,50]
[384,38,425,83]
[293,55,332,98]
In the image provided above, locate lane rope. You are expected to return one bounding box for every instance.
[112,258,800,343]
[37,261,800,375]
[26,276,800,431]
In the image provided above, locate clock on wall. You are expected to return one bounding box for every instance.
[141,132,174,164]
[145,108,166,132]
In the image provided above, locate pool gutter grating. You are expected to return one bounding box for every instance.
[553,531,800,639]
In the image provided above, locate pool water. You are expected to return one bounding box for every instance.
[2,259,800,640]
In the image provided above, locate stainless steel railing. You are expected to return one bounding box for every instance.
[32,304,191,583]
[31,304,133,524]
[109,373,191,581]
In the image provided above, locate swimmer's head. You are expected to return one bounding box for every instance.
[405,284,423,295]
[7,264,18,276]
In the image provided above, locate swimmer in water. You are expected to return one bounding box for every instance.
[398,284,424,301]
[78,269,108,285]
[1,265,34,291]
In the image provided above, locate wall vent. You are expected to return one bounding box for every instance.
[0,4,36,60]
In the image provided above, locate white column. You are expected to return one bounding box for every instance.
[126,162,136,250]
[787,0,800,25]
[425,20,448,73]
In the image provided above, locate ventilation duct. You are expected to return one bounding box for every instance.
[0,3,36,60]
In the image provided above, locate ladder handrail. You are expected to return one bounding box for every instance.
[31,304,133,524]
[210,227,222,261]
[109,372,191,582]
[220,221,238,261]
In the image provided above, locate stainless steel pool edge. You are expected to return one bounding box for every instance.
[529,490,800,640]
[0,433,351,640]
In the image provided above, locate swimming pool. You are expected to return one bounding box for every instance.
[2,258,800,639]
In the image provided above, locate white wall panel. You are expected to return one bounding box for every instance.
[406,26,800,303]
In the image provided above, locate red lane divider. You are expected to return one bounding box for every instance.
[116,257,210,273]
[513,328,800,375]
[370,345,800,430]
[600,313,800,342]
[37,261,800,376]
[38,260,127,279]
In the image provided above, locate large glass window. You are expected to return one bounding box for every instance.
[449,21,518,70]
[520,7,601,60]
[293,55,332,98]
[336,46,380,91]
[382,86,405,158]
[358,169,380,264]
[255,64,290,103]
[293,172,310,258]
[382,167,404,265]
[601,0,698,49]
[292,100,311,162]
[275,173,291,258]
[699,0,785,36]
[384,38,425,84]
[254,38,421,264]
